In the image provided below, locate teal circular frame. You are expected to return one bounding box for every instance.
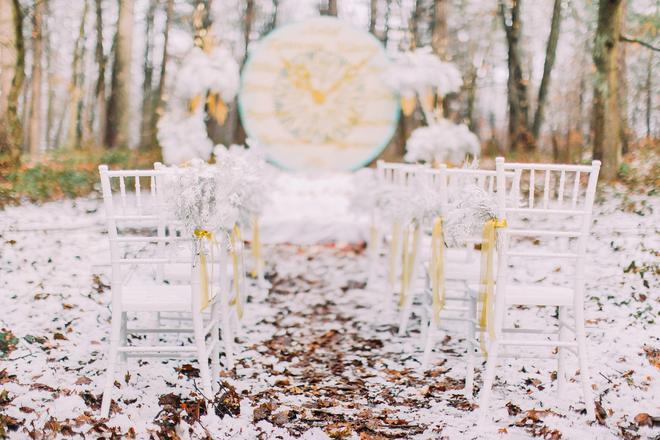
[237,16,401,173]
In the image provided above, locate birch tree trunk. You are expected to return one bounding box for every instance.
[139,0,156,149]
[28,0,45,156]
[531,0,561,140]
[592,0,623,179]
[152,0,173,146]
[369,0,377,35]
[66,0,89,149]
[106,0,134,149]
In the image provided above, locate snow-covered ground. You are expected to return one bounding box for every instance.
[0,172,658,439]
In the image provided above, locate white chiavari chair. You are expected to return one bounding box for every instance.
[367,161,428,287]
[153,161,240,364]
[98,165,228,417]
[418,166,504,397]
[476,157,600,423]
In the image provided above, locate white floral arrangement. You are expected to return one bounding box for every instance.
[443,185,497,247]
[404,120,480,165]
[385,47,462,97]
[160,159,240,236]
[212,140,271,227]
[158,45,240,165]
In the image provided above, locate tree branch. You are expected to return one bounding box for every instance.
[620,34,660,52]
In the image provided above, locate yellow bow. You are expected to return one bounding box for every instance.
[399,223,420,307]
[250,216,263,279]
[430,217,445,323]
[387,222,401,290]
[193,228,216,311]
[229,225,244,320]
[478,218,507,356]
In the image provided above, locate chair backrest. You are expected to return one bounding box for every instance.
[424,164,499,214]
[376,160,429,186]
[494,157,601,286]
[99,165,201,296]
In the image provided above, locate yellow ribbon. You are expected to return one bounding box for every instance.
[478,218,507,356]
[229,225,244,320]
[399,224,420,307]
[387,222,401,289]
[430,217,445,323]
[250,216,263,278]
[193,228,215,311]
[400,94,416,116]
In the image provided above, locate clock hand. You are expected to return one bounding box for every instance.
[282,58,326,104]
[324,57,371,96]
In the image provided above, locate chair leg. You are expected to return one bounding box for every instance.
[192,312,212,398]
[574,305,595,420]
[477,341,500,426]
[465,295,477,398]
[210,303,221,393]
[221,310,235,370]
[421,319,436,369]
[557,306,567,397]
[397,290,416,336]
[100,308,123,418]
[367,226,381,288]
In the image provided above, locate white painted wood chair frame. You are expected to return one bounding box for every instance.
[152,162,240,362]
[367,160,429,288]
[417,166,505,391]
[98,165,228,418]
[477,157,600,423]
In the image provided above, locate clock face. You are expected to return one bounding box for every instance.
[239,17,399,171]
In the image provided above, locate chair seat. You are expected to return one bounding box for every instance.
[468,283,574,306]
[121,284,194,312]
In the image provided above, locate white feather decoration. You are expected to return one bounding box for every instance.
[404,120,480,165]
[385,47,463,97]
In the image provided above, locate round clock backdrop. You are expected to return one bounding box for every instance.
[238,17,399,172]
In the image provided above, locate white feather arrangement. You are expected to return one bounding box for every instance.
[443,185,497,247]
[404,120,480,165]
[159,45,240,165]
[212,143,271,227]
[160,159,240,237]
[385,47,463,97]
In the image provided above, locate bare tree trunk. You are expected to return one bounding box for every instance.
[66,0,89,149]
[592,0,623,180]
[369,0,378,35]
[465,67,478,132]
[431,0,448,58]
[265,0,278,34]
[0,0,15,118]
[139,0,156,149]
[499,0,531,152]
[617,6,630,155]
[531,0,561,140]
[645,52,653,138]
[44,0,56,149]
[0,0,24,168]
[92,0,106,148]
[233,0,255,144]
[409,0,422,49]
[323,0,337,16]
[106,0,134,149]
[28,0,45,156]
[152,0,173,147]
[382,0,392,47]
